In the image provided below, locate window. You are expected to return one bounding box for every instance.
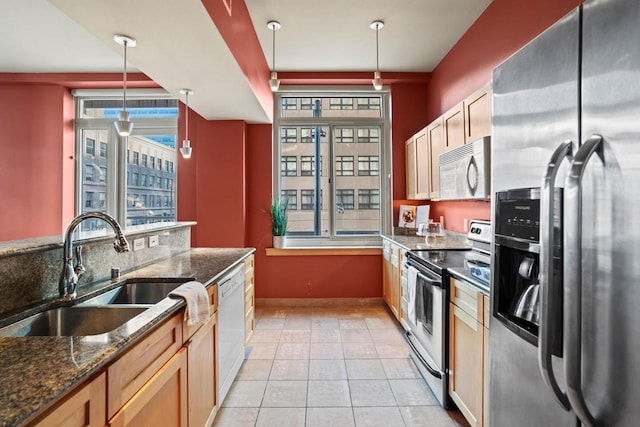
[282,98,297,110]
[86,138,96,156]
[140,174,147,187]
[131,172,139,186]
[84,164,95,182]
[99,167,107,183]
[280,127,297,143]
[281,189,297,210]
[158,159,163,171]
[358,189,380,209]
[99,142,107,158]
[132,152,139,165]
[335,128,354,143]
[358,156,379,176]
[141,154,148,168]
[336,156,354,176]
[274,90,388,242]
[149,175,155,188]
[149,156,155,169]
[281,156,297,176]
[98,192,106,208]
[84,192,94,208]
[336,189,355,210]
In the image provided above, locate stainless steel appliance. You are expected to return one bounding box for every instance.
[217,265,245,405]
[490,0,640,425]
[439,136,491,200]
[404,220,491,407]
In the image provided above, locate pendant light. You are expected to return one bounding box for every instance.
[179,89,194,159]
[113,34,136,136]
[370,20,384,91]
[267,21,281,92]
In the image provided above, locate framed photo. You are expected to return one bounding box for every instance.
[398,205,417,228]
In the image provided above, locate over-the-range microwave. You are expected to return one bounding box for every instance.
[438,136,491,200]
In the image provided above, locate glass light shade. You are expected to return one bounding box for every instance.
[180,139,192,159]
[114,111,134,136]
[269,71,280,92]
[372,71,383,91]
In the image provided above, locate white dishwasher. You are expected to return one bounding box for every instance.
[217,265,245,405]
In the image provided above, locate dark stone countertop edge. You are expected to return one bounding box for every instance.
[0,247,254,427]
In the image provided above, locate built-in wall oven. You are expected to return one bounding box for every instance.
[404,220,491,408]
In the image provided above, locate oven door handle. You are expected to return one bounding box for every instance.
[404,330,442,379]
[416,271,441,288]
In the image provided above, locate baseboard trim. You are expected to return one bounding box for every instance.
[255,297,384,308]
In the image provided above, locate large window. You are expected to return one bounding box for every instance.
[275,90,390,244]
[75,91,178,233]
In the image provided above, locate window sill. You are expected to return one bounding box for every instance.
[265,247,382,256]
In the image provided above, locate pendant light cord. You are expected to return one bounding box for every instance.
[272,26,276,72]
[185,92,189,141]
[123,40,128,113]
[375,25,380,72]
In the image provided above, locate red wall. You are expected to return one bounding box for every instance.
[0,84,75,240]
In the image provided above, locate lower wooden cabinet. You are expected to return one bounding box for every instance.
[244,254,255,343]
[449,278,487,427]
[382,241,402,321]
[32,373,106,427]
[187,312,218,427]
[109,348,188,427]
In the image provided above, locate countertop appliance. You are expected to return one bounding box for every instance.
[404,220,491,408]
[439,136,490,201]
[217,265,245,406]
[490,0,640,425]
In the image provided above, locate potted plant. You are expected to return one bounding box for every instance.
[271,197,288,248]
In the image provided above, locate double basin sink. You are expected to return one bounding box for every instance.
[0,279,191,338]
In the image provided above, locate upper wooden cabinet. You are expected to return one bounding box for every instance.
[464,83,492,144]
[427,118,445,199]
[443,102,466,151]
[403,82,492,201]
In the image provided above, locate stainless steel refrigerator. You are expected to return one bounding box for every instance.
[490,0,640,425]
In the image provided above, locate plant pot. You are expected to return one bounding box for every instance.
[273,235,286,248]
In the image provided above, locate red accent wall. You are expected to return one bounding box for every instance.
[0,84,74,240]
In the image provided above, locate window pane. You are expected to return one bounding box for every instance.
[334,125,381,235]
[280,189,297,210]
[280,96,382,119]
[126,134,177,227]
[279,125,329,236]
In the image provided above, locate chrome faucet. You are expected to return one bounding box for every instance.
[59,212,130,300]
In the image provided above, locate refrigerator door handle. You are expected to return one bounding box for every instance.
[564,134,603,427]
[539,140,573,410]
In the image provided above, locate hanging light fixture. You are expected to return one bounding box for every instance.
[370,20,384,91]
[113,34,136,136]
[267,20,281,92]
[179,89,194,159]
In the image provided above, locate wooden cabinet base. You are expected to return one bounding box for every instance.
[187,312,218,427]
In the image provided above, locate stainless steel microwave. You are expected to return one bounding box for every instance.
[438,136,491,200]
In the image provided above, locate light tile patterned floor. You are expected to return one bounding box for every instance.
[213,304,469,427]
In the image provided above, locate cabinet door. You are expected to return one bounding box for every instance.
[33,373,106,427]
[414,129,430,199]
[483,324,489,427]
[187,312,218,427]
[110,348,188,427]
[389,245,401,320]
[444,103,466,150]
[405,137,417,199]
[464,83,492,144]
[244,255,255,343]
[427,118,445,199]
[108,313,183,418]
[449,302,483,427]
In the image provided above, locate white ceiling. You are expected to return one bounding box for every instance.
[0,0,491,123]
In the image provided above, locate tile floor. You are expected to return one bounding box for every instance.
[213,303,469,427]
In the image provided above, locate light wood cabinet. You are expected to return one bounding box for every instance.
[32,373,106,427]
[483,294,490,427]
[427,118,445,199]
[107,313,183,419]
[405,137,417,199]
[464,83,492,144]
[244,254,255,343]
[444,102,466,151]
[382,241,402,321]
[406,127,432,200]
[187,312,218,427]
[449,278,486,427]
[183,283,217,340]
[109,348,188,427]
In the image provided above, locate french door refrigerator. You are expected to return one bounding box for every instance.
[490,0,640,425]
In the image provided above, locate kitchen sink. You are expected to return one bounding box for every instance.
[0,306,148,337]
[79,278,191,306]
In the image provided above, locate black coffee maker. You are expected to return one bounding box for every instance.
[493,188,562,354]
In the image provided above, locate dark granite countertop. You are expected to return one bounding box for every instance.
[0,247,254,427]
[382,231,471,251]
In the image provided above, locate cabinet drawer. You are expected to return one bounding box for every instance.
[107,313,183,419]
[450,278,483,321]
[183,284,217,339]
[244,285,254,316]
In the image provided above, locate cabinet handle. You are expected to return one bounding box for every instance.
[539,140,572,411]
[404,331,442,379]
